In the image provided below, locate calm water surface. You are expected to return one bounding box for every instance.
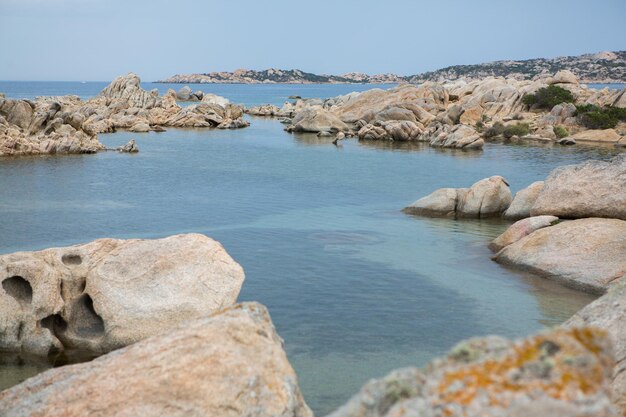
[0,82,621,414]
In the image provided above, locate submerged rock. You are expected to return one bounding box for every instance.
[327,327,617,417]
[0,302,313,417]
[531,154,626,220]
[0,233,244,356]
[405,176,512,218]
[493,218,626,294]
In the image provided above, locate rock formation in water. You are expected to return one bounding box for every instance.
[492,218,626,294]
[0,233,244,356]
[0,97,104,156]
[403,176,513,218]
[326,326,617,417]
[0,302,313,417]
[248,70,626,150]
[0,73,249,157]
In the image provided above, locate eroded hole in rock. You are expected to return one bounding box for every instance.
[61,253,82,265]
[2,276,33,305]
[72,294,105,337]
[40,314,68,334]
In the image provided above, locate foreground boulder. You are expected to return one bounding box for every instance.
[404,176,512,218]
[493,218,626,294]
[566,281,626,415]
[531,154,626,220]
[0,302,313,417]
[327,327,616,417]
[0,233,244,356]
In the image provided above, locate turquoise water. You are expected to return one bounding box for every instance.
[0,82,622,414]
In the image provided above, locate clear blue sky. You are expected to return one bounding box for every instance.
[1,0,625,81]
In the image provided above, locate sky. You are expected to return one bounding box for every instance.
[0,0,625,81]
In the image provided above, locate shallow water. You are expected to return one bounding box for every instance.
[0,83,621,414]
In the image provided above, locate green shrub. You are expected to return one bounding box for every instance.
[475,121,484,132]
[575,105,626,129]
[503,123,530,138]
[553,125,569,139]
[483,122,505,138]
[522,85,575,110]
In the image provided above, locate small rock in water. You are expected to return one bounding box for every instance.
[117,139,139,153]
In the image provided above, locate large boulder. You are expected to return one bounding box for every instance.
[489,215,559,252]
[493,218,626,294]
[0,233,245,356]
[0,302,313,417]
[287,107,349,133]
[565,281,626,414]
[531,155,626,220]
[569,129,622,143]
[503,181,544,220]
[404,176,512,218]
[176,86,193,101]
[327,327,616,417]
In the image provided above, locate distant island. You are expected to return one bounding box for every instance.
[157,51,626,84]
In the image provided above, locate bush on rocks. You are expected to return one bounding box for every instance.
[553,125,569,139]
[522,85,575,110]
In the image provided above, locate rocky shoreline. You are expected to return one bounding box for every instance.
[247,70,626,151]
[0,73,249,157]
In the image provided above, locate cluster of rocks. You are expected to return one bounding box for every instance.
[0,73,249,157]
[247,70,626,149]
[0,227,625,415]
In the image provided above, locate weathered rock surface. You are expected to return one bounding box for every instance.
[286,107,349,133]
[404,176,512,218]
[531,155,626,220]
[489,215,559,252]
[503,181,544,220]
[327,327,617,417]
[493,218,626,294]
[569,129,622,143]
[0,302,313,417]
[565,280,626,414]
[0,98,104,156]
[0,233,244,356]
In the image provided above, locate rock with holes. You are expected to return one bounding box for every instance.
[530,154,626,220]
[403,176,512,218]
[493,218,626,294]
[0,233,244,356]
[0,302,313,417]
[326,327,617,417]
[565,280,626,415]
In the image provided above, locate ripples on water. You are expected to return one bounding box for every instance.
[0,82,622,414]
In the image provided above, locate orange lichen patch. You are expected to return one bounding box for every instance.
[435,327,611,409]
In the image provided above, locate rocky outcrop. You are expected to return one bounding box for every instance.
[0,302,313,417]
[530,155,626,220]
[493,218,626,294]
[285,107,349,133]
[489,215,559,252]
[0,98,104,156]
[569,129,623,143]
[565,281,626,414]
[503,181,544,220]
[327,327,617,417]
[1,73,249,156]
[404,176,512,218]
[0,233,244,356]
